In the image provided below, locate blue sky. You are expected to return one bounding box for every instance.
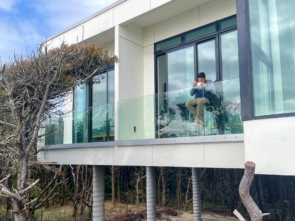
[0,0,117,62]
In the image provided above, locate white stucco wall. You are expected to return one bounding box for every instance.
[244,117,295,176]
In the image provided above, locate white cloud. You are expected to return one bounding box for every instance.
[0,0,117,62]
[0,0,19,11]
[0,19,43,62]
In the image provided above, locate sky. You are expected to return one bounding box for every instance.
[0,0,118,62]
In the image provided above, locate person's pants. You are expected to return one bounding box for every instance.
[185,98,210,119]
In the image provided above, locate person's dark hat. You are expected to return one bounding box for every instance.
[197,72,206,79]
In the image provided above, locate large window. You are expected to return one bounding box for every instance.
[73,68,115,143]
[153,16,243,138]
[249,0,295,116]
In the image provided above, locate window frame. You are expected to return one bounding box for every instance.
[236,0,295,120]
[73,65,115,143]
[154,15,237,94]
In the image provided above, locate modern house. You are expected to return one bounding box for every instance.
[39,0,295,220]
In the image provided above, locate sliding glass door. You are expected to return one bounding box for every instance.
[73,68,114,143]
[91,70,115,142]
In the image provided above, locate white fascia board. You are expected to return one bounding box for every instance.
[42,0,127,43]
[42,0,176,46]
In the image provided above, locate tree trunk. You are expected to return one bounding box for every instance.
[73,204,77,221]
[88,198,93,221]
[286,177,294,221]
[45,169,49,209]
[141,166,145,204]
[60,185,65,206]
[184,177,192,212]
[255,176,264,212]
[161,167,166,207]
[227,169,235,215]
[112,166,115,205]
[6,177,12,221]
[176,168,182,210]
[213,169,216,209]
[279,177,286,221]
[218,169,226,216]
[117,167,121,203]
[239,161,263,221]
[157,168,162,204]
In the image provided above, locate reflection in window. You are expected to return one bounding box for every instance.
[185,24,216,42]
[92,71,115,142]
[197,40,216,82]
[156,36,182,51]
[73,83,88,143]
[221,31,239,80]
[219,16,237,30]
[108,71,115,139]
[249,0,295,116]
[167,46,195,91]
[92,74,107,142]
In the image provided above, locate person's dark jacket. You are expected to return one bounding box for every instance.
[190,80,216,103]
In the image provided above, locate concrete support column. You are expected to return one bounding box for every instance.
[93,166,105,221]
[146,166,156,221]
[192,168,202,221]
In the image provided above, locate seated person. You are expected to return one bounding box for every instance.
[185,72,216,125]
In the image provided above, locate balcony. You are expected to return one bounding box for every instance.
[117,78,243,145]
[40,103,115,148]
[41,78,243,148]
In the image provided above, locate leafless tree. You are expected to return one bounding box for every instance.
[134,170,146,206]
[234,161,270,221]
[0,42,117,221]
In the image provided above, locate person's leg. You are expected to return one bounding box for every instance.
[185,99,199,118]
[196,98,210,121]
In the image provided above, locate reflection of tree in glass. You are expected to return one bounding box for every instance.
[45,117,64,145]
[156,89,192,138]
[220,100,243,134]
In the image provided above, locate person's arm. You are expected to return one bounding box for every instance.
[190,87,197,96]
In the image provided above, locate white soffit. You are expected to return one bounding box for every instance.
[81,28,115,46]
[123,0,212,28]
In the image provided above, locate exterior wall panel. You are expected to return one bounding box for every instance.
[83,147,114,165]
[204,142,245,168]
[103,41,115,54]
[244,117,295,175]
[199,0,236,26]
[114,146,153,166]
[152,143,205,167]
[114,0,151,25]
[39,141,245,168]
[153,7,199,43]
[151,0,171,9]
[83,9,114,40]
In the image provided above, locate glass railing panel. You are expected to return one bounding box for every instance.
[118,95,155,140]
[43,103,114,146]
[91,103,115,142]
[118,78,243,141]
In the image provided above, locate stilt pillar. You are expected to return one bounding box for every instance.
[93,166,105,221]
[192,167,202,221]
[146,166,156,221]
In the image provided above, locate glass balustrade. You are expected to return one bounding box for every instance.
[118,78,243,141]
[40,103,115,146]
